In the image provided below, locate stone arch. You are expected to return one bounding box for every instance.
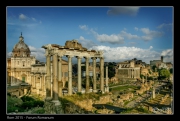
[21,73,27,82]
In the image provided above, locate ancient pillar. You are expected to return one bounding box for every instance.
[40,75,42,90]
[52,53,59,101]
[105,66,109,92]
[153,87,155,98]
[77,56,82,93]
[11,72,13,86]
[85,57,90,93]
[58,56,63,97]
[34,75,36,89]
[68,55,73,95]
[92,57,97,92]
[45,54,52,100]
[51,62,53,98]
[100,57,104,93]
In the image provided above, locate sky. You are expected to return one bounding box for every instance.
[7,6,173,64]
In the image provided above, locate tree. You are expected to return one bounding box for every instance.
[169,68,173,74]
[152,65,157,72]
[159,68,170,79]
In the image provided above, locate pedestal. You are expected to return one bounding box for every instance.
[105,86,109,93]
[44,98,64,114]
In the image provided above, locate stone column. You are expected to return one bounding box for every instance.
[40,75,42,90]
[134,69,136,78]
[105,66,109,92]
[77,56,82,93]
[52,53,59,101]
[85,57,90,93]
[11,72,13,86]
[68,55,73,95]
[34,75,36,89]
[100,57,104,93]
[92,57,97,92]
[58,56,62,97]
[58,56,63,97]
[45,54,52,100]
[153,87,155,98]
[51,62,53,98]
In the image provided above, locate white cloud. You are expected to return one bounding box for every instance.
[107,7,140,16]
[89,45,161,64]
[140,28,163,41]
[78,36,97,49]
[157,23,173,29]
[161,49,173,63]
[134,27,138,31]
[7,52,12,57]
[120,30,140,40]
[79,25,88,30]
[149,46,153,49]
[32,17,36,21]
[129,42,136,46]
[90,29,124,44]
[29,46,46,62]
[19,13,28,20]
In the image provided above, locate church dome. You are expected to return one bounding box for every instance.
[12,33,31,57]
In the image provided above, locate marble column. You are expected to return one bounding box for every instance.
[153,87,155,98]
[134,69,136,78]
[105,66,109,92]
[58,55,62,97]
[45,54,51,100]
[85,57,90,93]
[52,53,58,101]
[40,75,42,90]
[11,71,13,86]
[106,66,108,86]
[68,55,73,95]
[100,57,104,93]
[34,75,36,89]
[92,57,97,92]
[77,56,82,93]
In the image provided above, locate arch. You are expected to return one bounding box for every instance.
[21,73,27,83]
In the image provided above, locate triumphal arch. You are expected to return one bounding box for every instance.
[42,40,105,102]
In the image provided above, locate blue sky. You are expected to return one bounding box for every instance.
[7,6,173,64]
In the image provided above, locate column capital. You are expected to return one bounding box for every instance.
[99,57,104,59]
[91,57,97,60]
[84,56,90,59]
[66,55,74,58]
[76,56,82,59]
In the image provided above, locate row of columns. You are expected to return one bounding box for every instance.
[45,52,105,101]
[128,69,140,78]
[30,73,46,95]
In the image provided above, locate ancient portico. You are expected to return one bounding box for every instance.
[42,40,105,102]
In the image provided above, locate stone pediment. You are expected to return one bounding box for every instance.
[64,40,87,51]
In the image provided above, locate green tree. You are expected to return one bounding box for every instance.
[152,65,157,72]
[169,68,173,74]
[159,68,170,79]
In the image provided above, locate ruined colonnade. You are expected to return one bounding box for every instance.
[42,42,106,103]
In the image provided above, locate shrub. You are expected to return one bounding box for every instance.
[33,100,44,107]
[31,107,45,114]
[21,101,34,109]
[76,92,82,96]
[21,96,35,102]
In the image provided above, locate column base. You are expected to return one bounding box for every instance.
[51,100,60,106]
[45,97,52,101]
[93,89,97,93]
[104,86,109,93]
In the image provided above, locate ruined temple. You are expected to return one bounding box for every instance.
[64,40,87,51]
